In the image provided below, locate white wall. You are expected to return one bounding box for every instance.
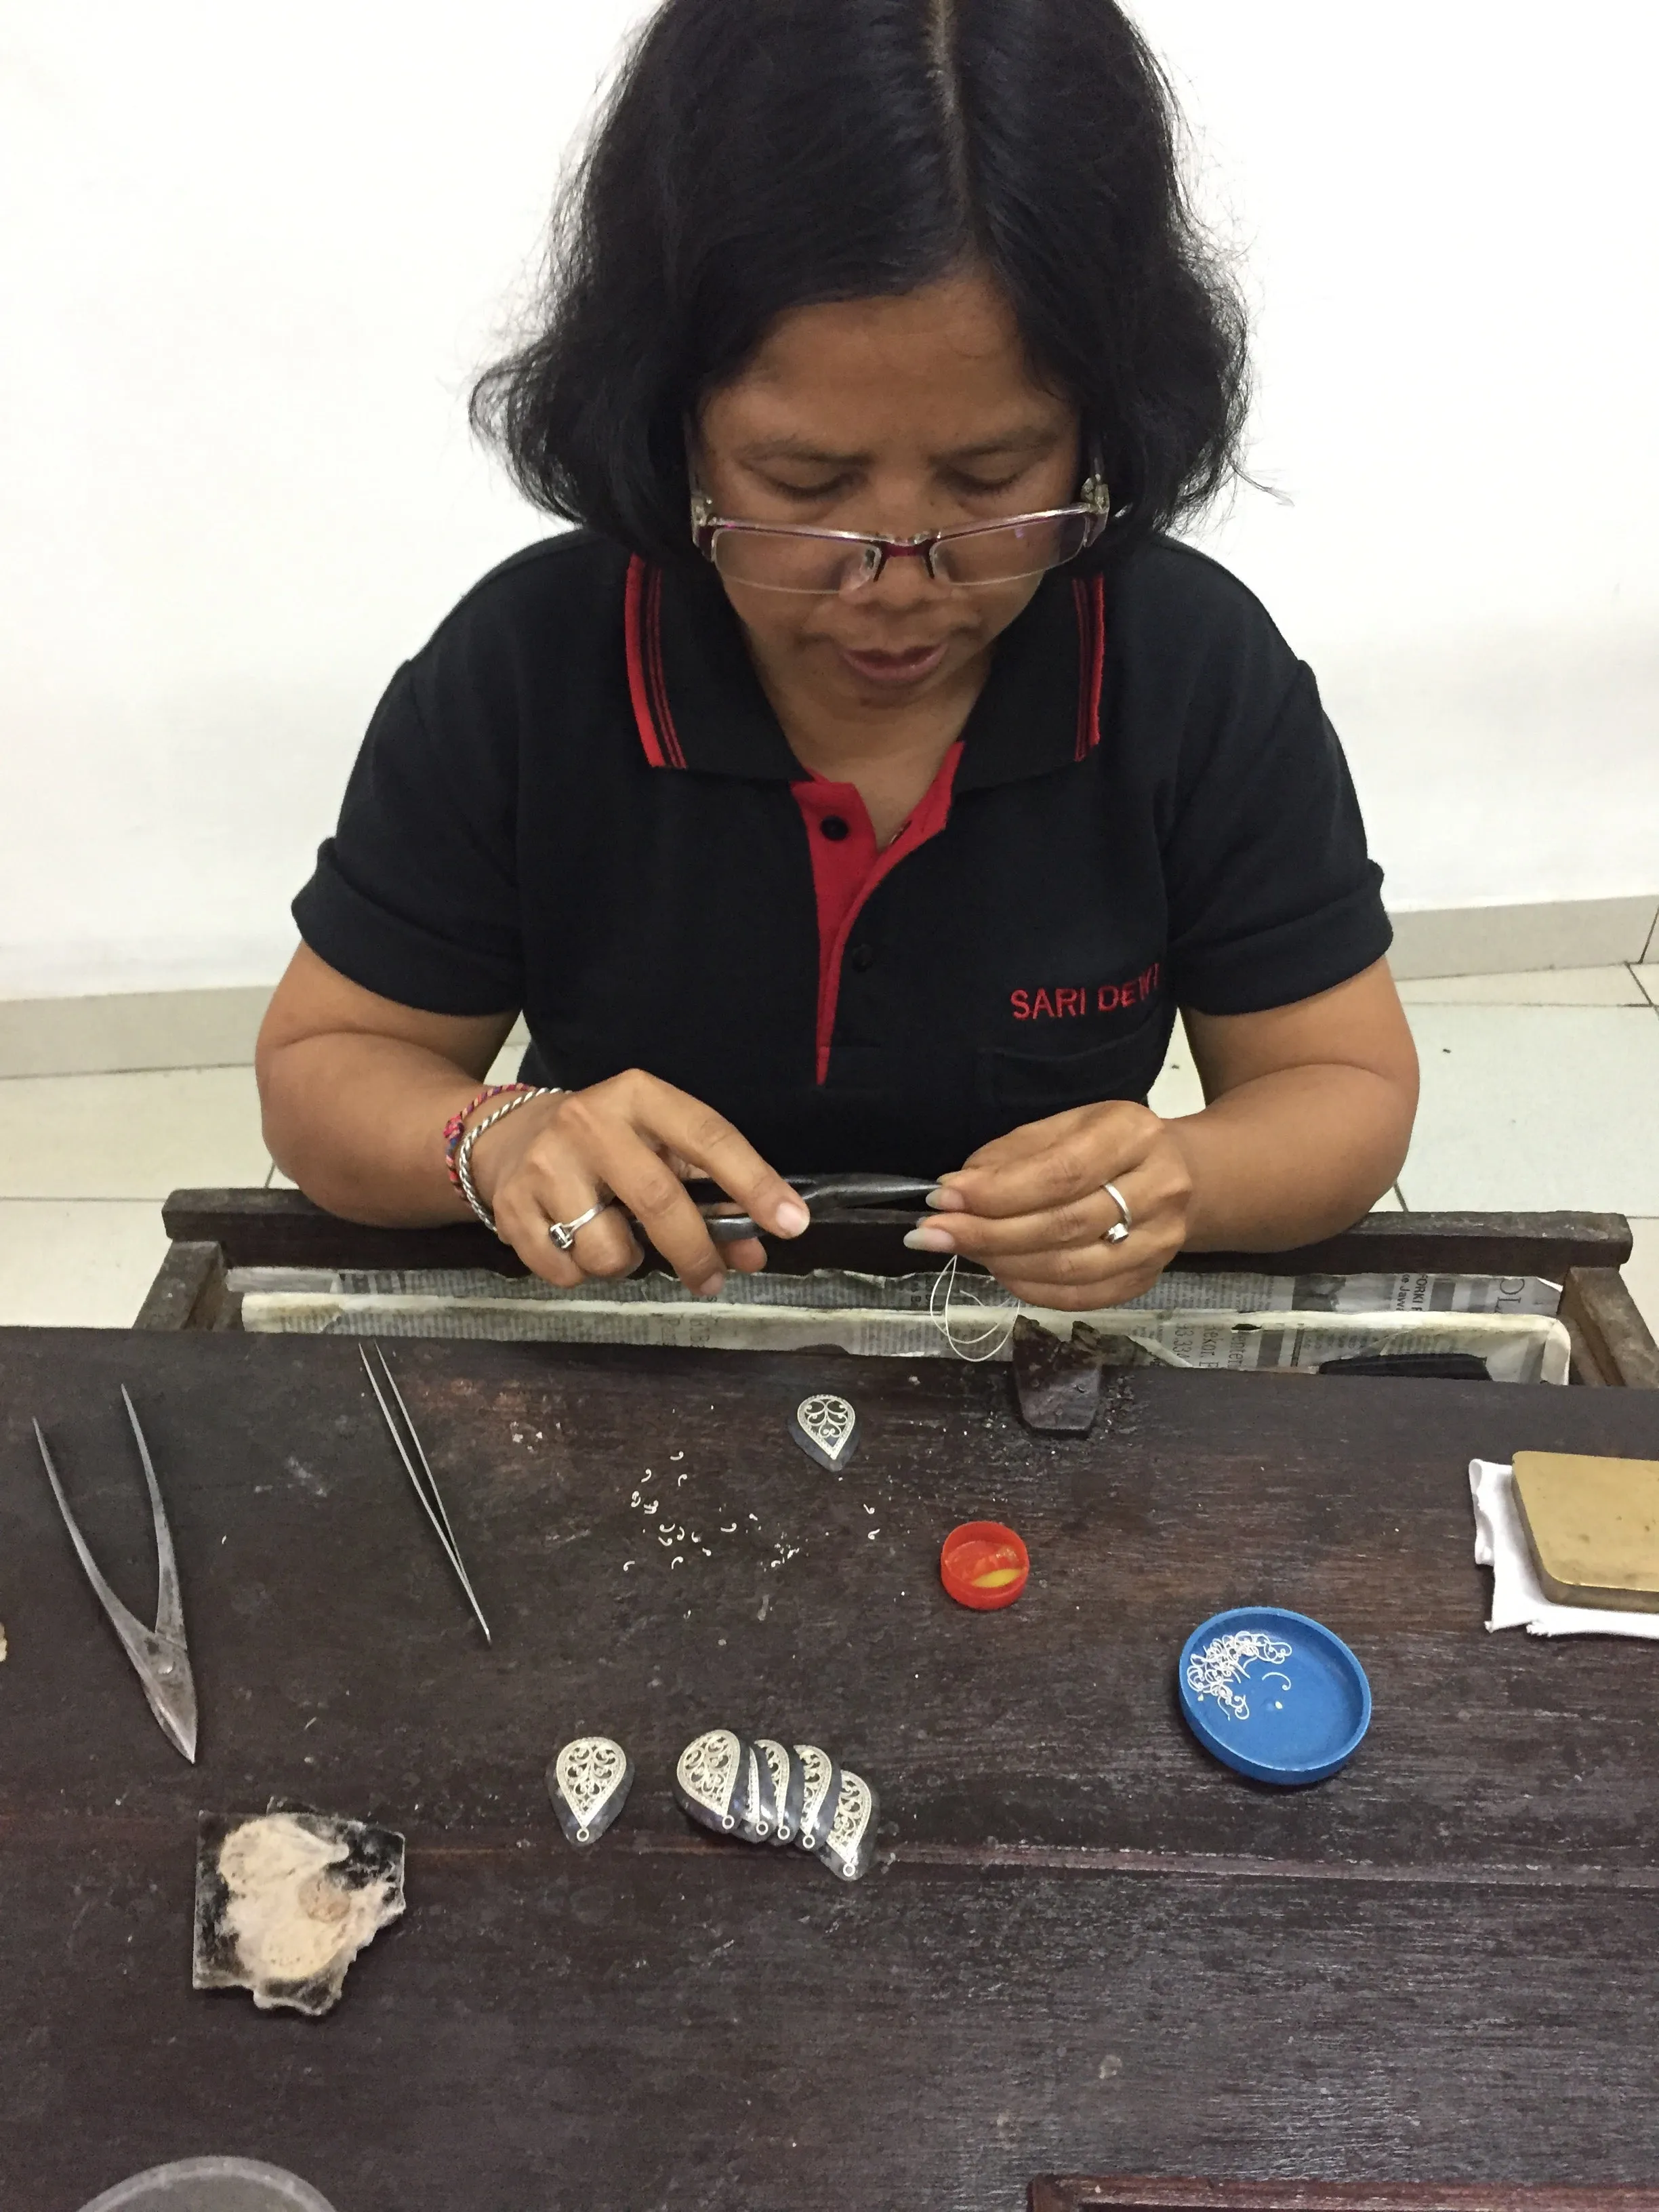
[2,0,1655,997]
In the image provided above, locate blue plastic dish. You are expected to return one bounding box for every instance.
[1178,1606,1371,1786]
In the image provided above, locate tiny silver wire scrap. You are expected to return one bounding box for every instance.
[360,1343,492,1643]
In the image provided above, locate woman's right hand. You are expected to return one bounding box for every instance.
[466,1069,809,1294]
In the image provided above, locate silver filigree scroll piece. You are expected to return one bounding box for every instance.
[1185,1631,1294,1724]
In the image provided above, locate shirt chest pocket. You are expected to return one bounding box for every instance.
[975,1004,1174,1120]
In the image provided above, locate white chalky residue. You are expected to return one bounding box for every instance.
[218,1816,395,1986]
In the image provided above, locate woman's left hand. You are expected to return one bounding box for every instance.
[904,1101,1195,1309]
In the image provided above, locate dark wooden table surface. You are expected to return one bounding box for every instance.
[5,1328,1659,2212]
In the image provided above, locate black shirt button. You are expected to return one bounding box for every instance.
[819,815,851,841]
[849,943,877,972]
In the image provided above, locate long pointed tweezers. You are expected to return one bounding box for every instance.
[360,1343,491,1643]
[33,1387,199,1763]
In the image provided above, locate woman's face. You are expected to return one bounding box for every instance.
[694,268,1082,716]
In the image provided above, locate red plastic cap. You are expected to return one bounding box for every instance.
[940,1521,1030,1611]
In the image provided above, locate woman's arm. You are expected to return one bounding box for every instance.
[257,944,517,1226]
[255,944,808,1290]
[907,960,1418,1307]
[1174,958,1418,1250]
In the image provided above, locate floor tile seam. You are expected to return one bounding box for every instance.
[0,1063,258,1087]
[0,1193,172,1208]
[1408,1005,1659,1025]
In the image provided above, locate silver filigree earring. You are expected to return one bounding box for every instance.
[548,1736,634,1846]
[817,1769,879,1882]
[674,1727,747,1834]
[793,1742,842,1852]
[788,1393,859,1469]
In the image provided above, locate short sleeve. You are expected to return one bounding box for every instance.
[291,657,524,1016]
[1164,659,1391,1016]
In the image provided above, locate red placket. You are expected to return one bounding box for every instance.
[792,744,964,1084]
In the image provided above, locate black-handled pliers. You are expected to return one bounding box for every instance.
[682,1172,940,1243]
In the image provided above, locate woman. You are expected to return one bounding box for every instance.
[258,0,1418,1312]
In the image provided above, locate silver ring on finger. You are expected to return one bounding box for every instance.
[547,1200,609,1253]
[1103,1181,1133,1246]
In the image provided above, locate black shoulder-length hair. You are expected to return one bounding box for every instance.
[471,0,1248,567]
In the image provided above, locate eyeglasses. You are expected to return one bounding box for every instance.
[689,473,1111,596]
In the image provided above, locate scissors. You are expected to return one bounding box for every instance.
[680,1172,941,1244]
[33,1387,198,1763]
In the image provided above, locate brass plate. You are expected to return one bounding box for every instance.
[1512,1450,1659,1611]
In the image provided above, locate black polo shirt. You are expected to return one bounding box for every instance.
[293,530,1390,1176]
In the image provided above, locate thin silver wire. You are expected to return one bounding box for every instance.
[361,1343,492,1642]
[928,1256,1023,1364]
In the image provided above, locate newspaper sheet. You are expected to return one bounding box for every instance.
[233,1265,1568,1380]
[228,1264,1560,1317]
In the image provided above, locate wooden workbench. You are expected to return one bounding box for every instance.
[4,1327,1659,2210]
[139,1193,1659,1388]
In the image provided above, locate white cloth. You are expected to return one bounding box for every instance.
[1469,1458,1659,1639]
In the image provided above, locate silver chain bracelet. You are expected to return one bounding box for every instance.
[455,1086,565,1236]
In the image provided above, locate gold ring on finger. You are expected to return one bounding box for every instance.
[547,1200,609,1253]
[1103,1181,1133,1246]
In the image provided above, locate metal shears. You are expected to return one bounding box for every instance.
[33,1387,198,1763]
[686,1172,940,1244]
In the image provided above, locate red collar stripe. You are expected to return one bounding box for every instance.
[1072,573,1105,762]
[624,555,686,769]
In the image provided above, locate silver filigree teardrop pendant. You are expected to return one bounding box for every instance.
[794,1742,842,1852]
[788,1393,859,1470]
[674,1727,747,1835]
[817,1768,879,1882]
[755,1738,804,1845]
[548,1735,634,1847]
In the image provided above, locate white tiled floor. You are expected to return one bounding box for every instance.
[0,1200,173,1327]
[1397,964,1651,1006]
[1399,1006,1659,1213]
[0,1066,269,1200]
[0,977,1654,1331]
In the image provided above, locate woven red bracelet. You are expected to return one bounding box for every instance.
[443,1084,528,1191]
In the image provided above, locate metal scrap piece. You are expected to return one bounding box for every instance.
[1010,1317,1112,1435]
